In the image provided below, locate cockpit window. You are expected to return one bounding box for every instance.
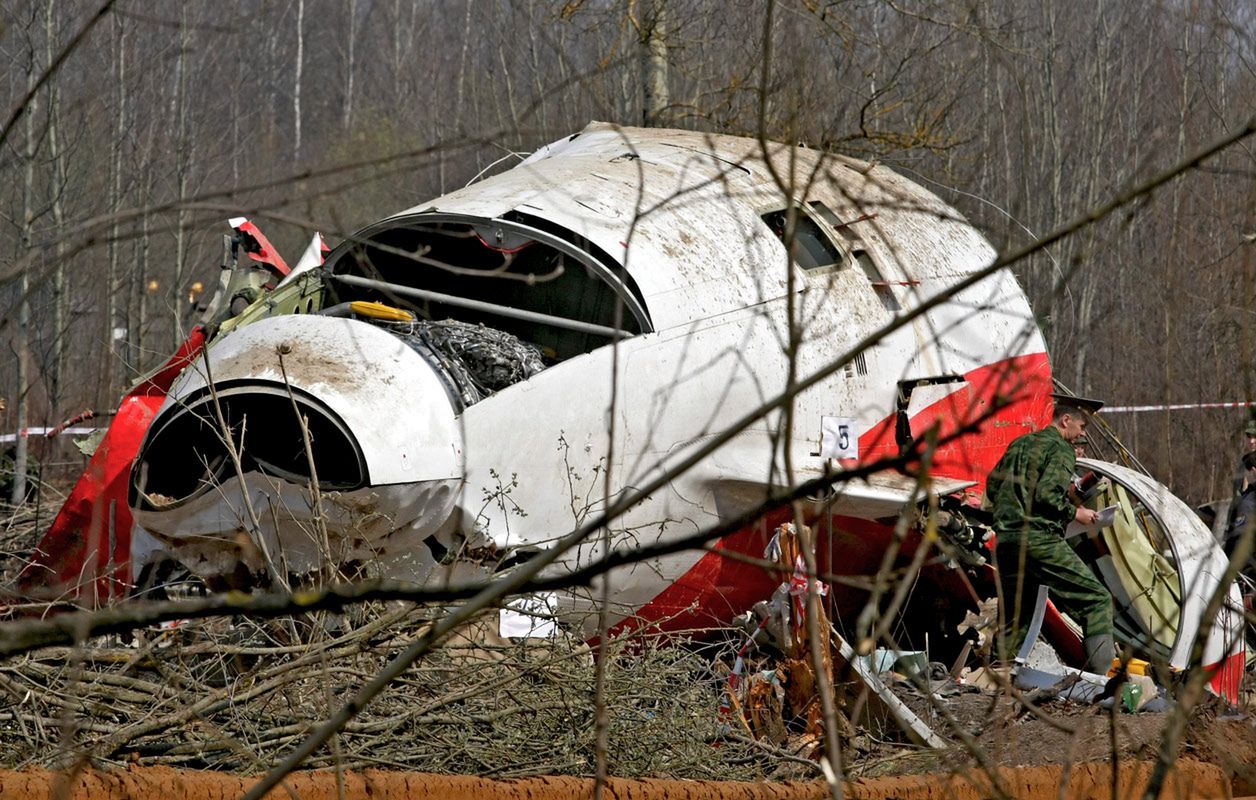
[760,207,844,272]
[807,200,845,230]
[324,214,649,366]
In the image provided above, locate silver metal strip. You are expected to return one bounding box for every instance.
[330,273,623,338]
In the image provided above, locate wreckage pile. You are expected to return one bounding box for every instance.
[2,509,1256,785]
[396,320,546,403]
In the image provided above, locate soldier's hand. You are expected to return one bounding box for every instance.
[1074,507,1099,526]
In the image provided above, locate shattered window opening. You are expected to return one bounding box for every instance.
[807,200,846,231]
[325,216,648,365]
[852,250,901,312]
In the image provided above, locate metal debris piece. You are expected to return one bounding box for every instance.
[831,627,948,749]
[1014,586,1051,667]
[726,522,945,751]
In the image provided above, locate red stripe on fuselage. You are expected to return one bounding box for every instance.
[612,352,1052,637]
[1207,650,1244,703]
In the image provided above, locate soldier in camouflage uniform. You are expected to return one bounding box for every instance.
[986,394,1115,673]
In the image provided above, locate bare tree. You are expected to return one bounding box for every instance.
[294,0,305,163]
[169,4,191,350]
[638,0,670,126]
[43,0,67,408]
[342,0,357,131]
[10,5,38,506]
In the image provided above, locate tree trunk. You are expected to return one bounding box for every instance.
[294,0,304,163]
[231,55,241,187]
[342,0,357,130]
[12,37,38,506]
[527,0,547,132]
[172,5,190,348]
[445,0,474,194]
[1072,1,1112,393]
[498,41,518,132]
[641,0,669,127]
[45,1,67,410]
[105,13,128,398]
[137,184,151,373]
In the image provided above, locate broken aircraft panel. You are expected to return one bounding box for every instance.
[19,122,1245,702]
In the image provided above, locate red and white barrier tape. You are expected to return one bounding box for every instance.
[1102,400,1256,414]
[0,427,98,444]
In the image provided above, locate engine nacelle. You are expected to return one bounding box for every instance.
[130,315,465,584]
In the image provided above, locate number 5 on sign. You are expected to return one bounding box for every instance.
[820,416,858,460]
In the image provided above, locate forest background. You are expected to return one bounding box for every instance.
[0,0,1254,506]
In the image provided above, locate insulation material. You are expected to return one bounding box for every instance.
[398,320,545,398]
[1093,482,1181,647]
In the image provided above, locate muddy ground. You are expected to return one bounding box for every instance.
[0,761,1235,800]
[7,607,1256,797]
[855,685,1256,790]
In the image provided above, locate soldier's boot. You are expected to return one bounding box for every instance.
[1084,634,1115,675]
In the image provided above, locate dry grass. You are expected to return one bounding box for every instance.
[0,601,814,781]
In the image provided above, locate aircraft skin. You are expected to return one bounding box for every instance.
[20,122,1243,699]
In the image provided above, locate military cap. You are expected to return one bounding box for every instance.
[1244,420,1256,437]
[1050,392,1104,415]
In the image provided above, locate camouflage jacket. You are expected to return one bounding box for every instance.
[986,426,1077,539]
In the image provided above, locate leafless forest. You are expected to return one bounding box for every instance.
[0,0,1253,504]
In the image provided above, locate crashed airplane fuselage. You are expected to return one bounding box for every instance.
[23,123,1245,698]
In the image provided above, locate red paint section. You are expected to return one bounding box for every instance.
[859,353,1053,502]
[233,219,290,277]
[609,508,789,637]
[609,509,901,640]
[17,329,207,607]
[1040,599,1086,665]
[1207,650,1244,703]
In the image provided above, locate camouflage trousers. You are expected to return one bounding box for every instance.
[995,528,1114,658]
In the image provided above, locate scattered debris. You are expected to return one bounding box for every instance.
[726,522,840,752]
[726,523,946,751]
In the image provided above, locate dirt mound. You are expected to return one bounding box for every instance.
[1181,706,1256,794]
[0,761,1230,800]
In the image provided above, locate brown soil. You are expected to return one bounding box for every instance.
[851,681,1256,790]
[0,761,1234,800]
